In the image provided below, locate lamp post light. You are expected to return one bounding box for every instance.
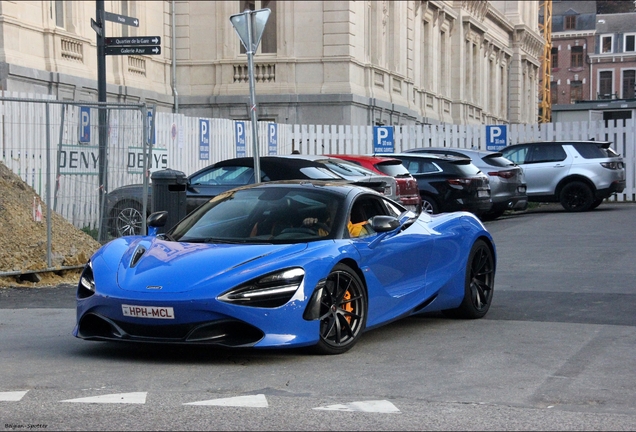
[230,8,271,183]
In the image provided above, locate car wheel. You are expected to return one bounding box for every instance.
[443,239,494,319]
[111,200,144,237]
[590,198,604,210]
[560,181,594,212]
[420,196,438,214]
[313,264,367,355]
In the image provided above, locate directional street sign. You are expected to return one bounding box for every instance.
[104,11,139,27]
[105,46,161,56]
[105,36,161,46]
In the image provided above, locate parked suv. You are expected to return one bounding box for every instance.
[382,153,492,216]
[500,140,626,212]
[404,147,527,219]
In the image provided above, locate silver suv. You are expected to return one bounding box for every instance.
[500,141,626,212]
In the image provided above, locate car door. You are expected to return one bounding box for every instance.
[502,144,570,196]
[347,195,434,324]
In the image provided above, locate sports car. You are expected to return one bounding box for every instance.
[75,180,496,354]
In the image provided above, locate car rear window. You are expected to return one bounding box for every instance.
[572,143,617,159]
[451,162,482,176]
[375,161,411,177]
[481,154,515,168]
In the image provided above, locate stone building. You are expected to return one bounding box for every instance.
[0,1,543,125]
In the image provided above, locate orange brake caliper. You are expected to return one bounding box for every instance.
[342,290,353,323]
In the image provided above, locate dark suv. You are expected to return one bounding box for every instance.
[383,153,492,216]
[501,140,625,211]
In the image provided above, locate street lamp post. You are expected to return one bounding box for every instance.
[230,9,271,183]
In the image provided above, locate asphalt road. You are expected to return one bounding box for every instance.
[1,202,635,430]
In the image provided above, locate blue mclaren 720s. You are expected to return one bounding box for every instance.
[74,180,496,354]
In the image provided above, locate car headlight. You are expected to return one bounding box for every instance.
[77,261,95,299]
[218,268,305,308]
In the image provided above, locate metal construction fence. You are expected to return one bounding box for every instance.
[1,93,635,246]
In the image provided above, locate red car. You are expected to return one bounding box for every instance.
[326,154,422,212]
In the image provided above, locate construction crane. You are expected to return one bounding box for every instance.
[538,0,552,123]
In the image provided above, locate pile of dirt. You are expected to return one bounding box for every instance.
[0,162,101,288]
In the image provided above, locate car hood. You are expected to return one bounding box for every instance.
[114,238,308,293]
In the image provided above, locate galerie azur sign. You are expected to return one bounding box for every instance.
[485,125,508,151]
[373,126,395,153]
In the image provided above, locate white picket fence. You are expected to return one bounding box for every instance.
[1,92,634,235]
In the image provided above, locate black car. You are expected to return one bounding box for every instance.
[380,153,492,216]
[105,156,388,237]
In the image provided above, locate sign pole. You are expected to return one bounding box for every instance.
[96,0,108,242]
[245,12,261,183]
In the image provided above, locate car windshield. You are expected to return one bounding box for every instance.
[169,187,344,244]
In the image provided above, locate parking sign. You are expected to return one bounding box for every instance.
[235,121,246,157]
[485,125,507,151]
[199,119,210,160]
[268,123,277,155]
[79,106,90,143]
[373,126,395,154]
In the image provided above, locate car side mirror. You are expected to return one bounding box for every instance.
[147,211,168,236]
[370,215,400,232]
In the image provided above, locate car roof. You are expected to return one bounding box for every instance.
[325,154,404,165]
[380,152,473,163]
[213,156,327,169]
[406,147,500,157]
[511,140,612,147]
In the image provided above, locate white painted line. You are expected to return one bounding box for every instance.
[60,392,147,404]
[0,391,29,402]
[314,400,400,413]
[184,394,268,407]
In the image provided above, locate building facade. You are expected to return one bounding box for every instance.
[549,1,636,123]
[0,1,543,126]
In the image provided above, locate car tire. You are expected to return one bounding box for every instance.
[312,263,367,355]
[111,200,144,237]
[560,181,594,212]
[420,196,439,214]
[590,198,604,210]
[442,239,495,319]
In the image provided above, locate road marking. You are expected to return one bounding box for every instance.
[314,400,400,413]
[60,392,147,404]
[184,394,268,407]
[0,391,29,402]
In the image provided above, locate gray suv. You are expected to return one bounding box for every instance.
[500,141,626,212]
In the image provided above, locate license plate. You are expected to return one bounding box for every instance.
[122,304,175,319]
[477,190,490,198]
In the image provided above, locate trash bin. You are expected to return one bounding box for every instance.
[151,168,187,234]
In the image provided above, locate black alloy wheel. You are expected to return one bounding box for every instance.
[443,239,495,319]
[313,264,367,355]
[560,181,594,212]
[420,196,438,214]
[113,200,144,237]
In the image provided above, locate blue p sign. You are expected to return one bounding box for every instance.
[373,126,394,154]
[268,123,277,155]
[79,106,90,143]
[235,121,246,157]
[485,125,507,151]
[199,119,210,160]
